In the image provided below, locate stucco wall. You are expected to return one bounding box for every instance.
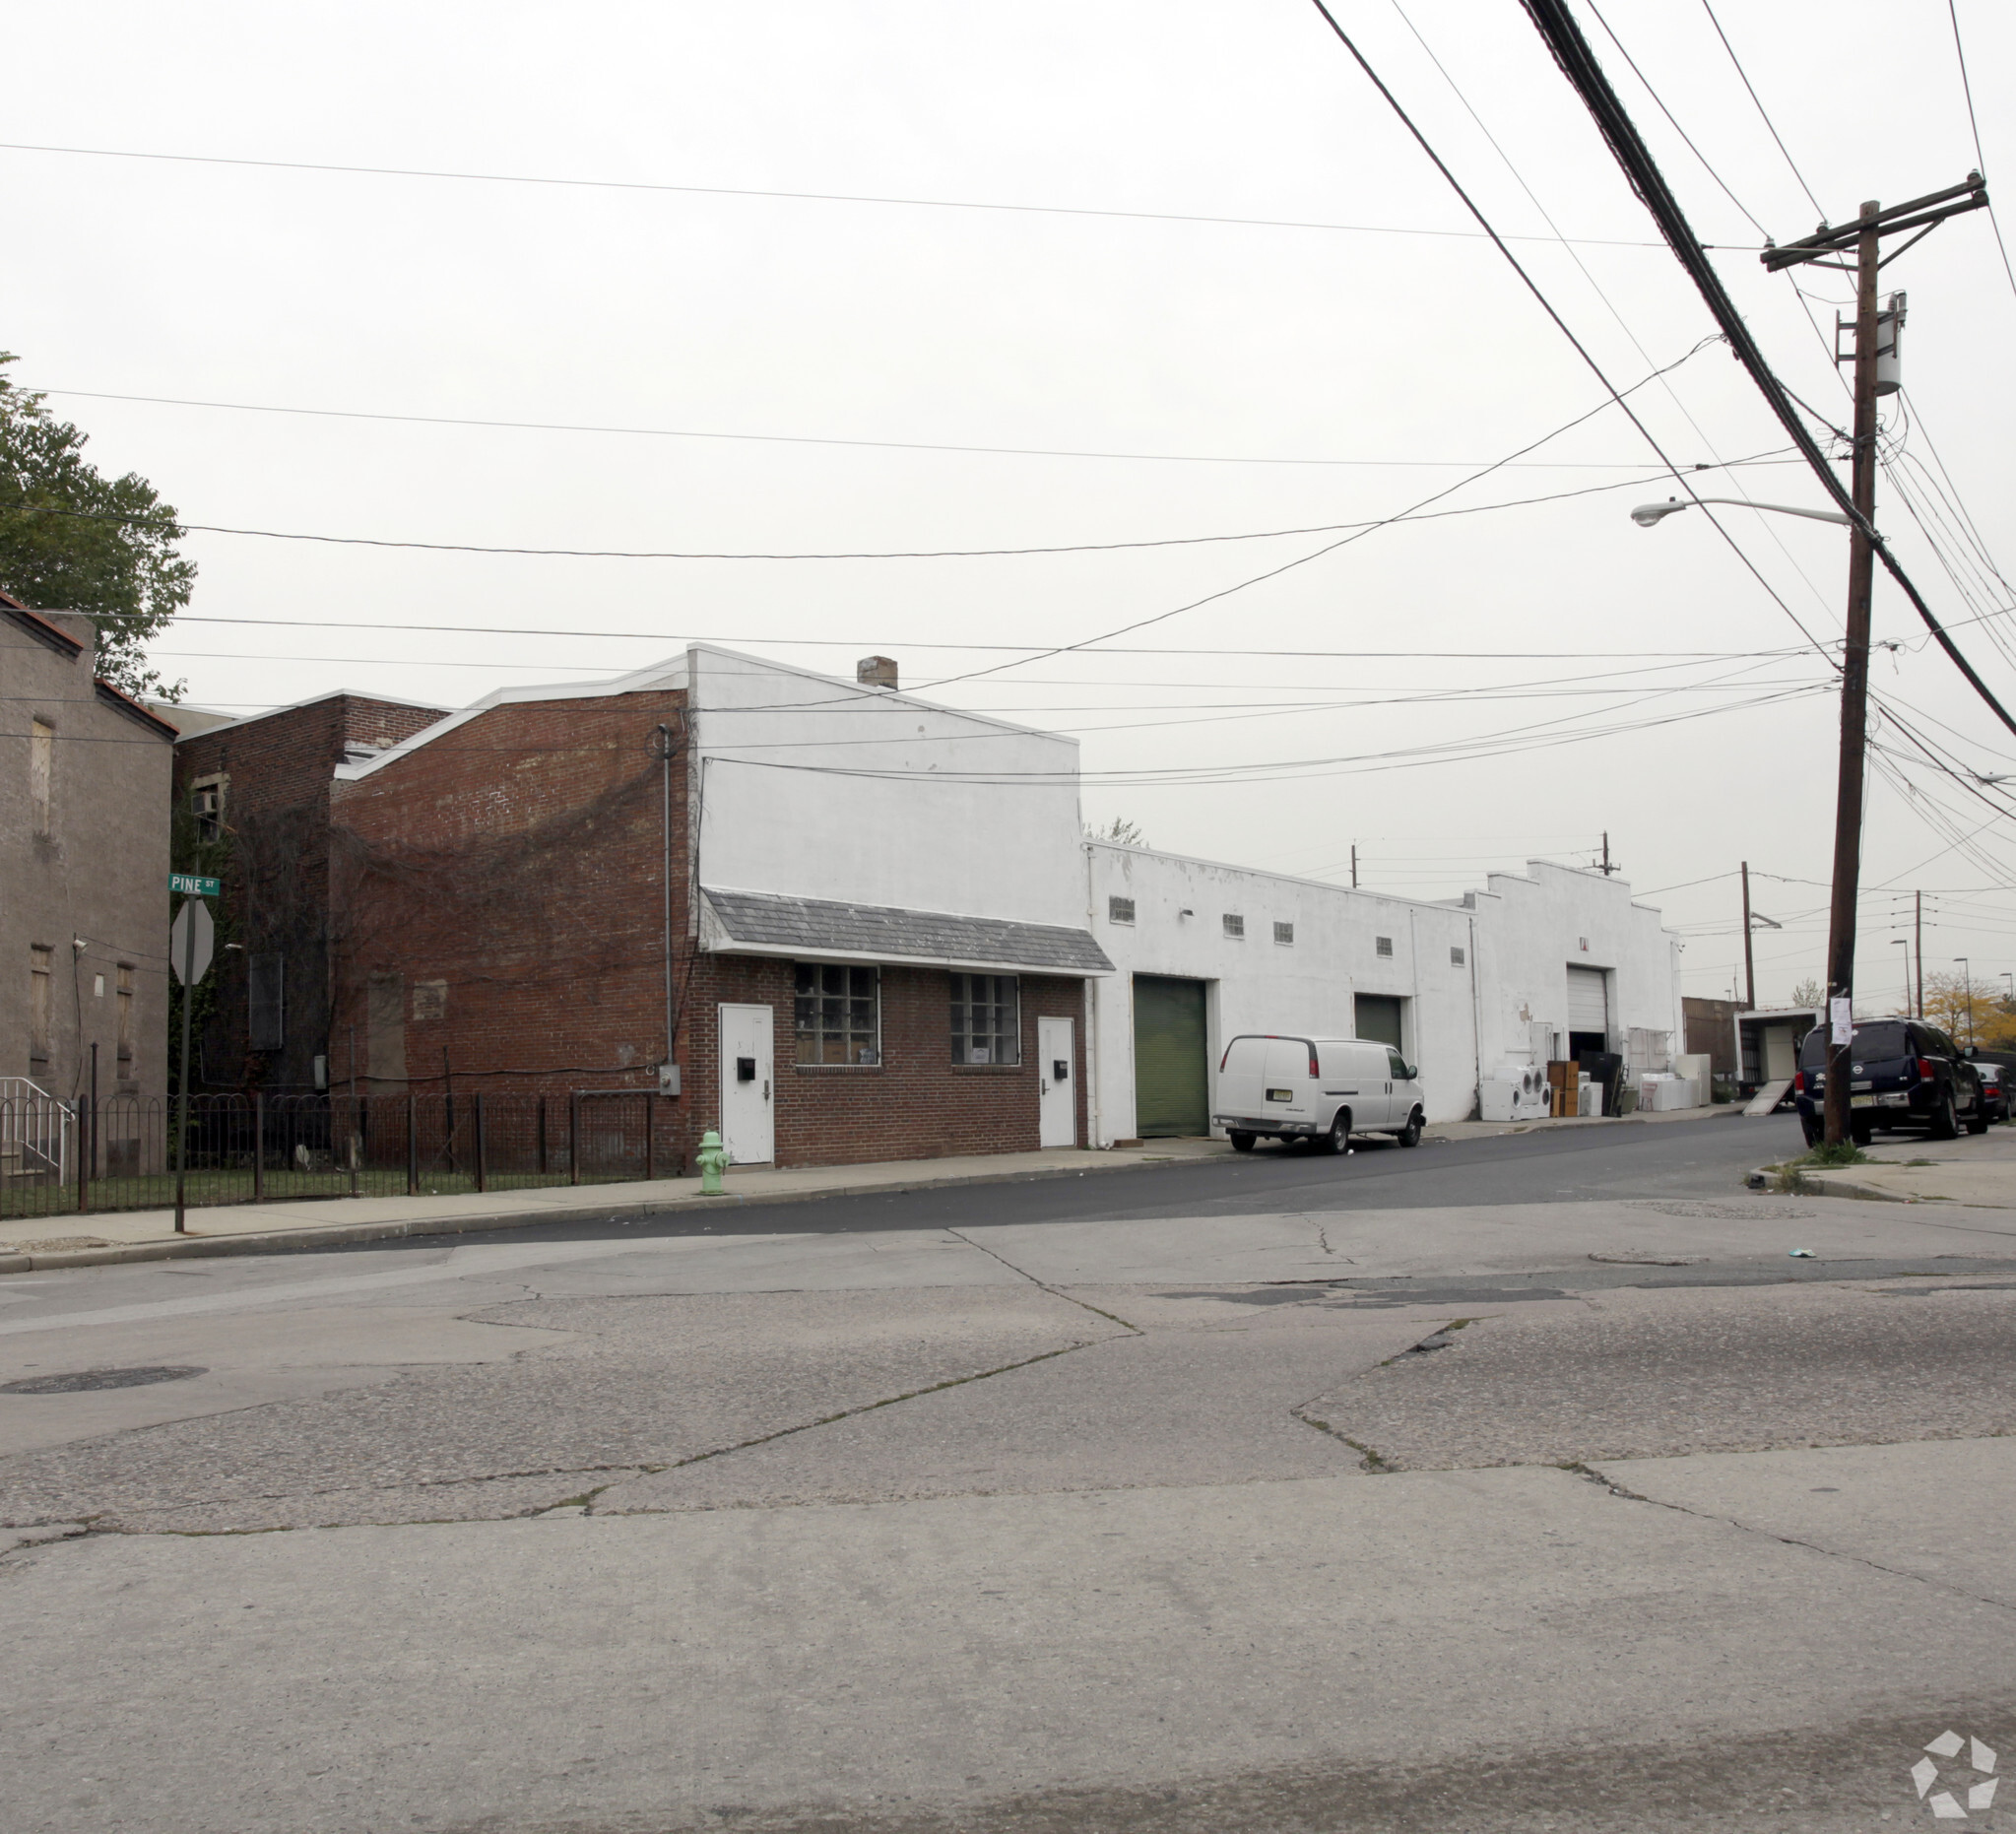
[689,646,1086,932]
[1082,845,1685,1142]
[1083,844,1481,1138]
[1463,863,1685,1072]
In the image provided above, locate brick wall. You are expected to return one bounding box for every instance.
[684,956,1088,1166]
[327,687,1093,1168]
[330,689,683,1102]
[174,693,447,1088]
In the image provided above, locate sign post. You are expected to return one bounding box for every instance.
[167,886,217,1233]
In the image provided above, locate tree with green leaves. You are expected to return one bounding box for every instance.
[0,354,193,700]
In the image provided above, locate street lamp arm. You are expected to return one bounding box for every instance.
[1631,496,1853,528]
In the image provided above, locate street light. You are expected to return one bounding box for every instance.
[1955,956,1974,1047]
[1632,490,1873,1146]
[1630,496,1853,529]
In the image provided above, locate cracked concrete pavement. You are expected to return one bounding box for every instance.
[3,1184,2015,1831]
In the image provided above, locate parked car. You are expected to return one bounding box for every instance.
[1973,1060,2009,1125]
[1214,1034,1424,1152]
[1794,1018,1987,1146]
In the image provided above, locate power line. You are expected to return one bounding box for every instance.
[1580,1,1769,238]
[2,451,1774,562]
[152,617,1800,660]
[1695,0,1825,220]
[1944,0,2016,304]
[1382,0,1841,625]
[699,685,1823,786]
[0,138,1707,250]
[1299,0,1835,664]
[14,382,1731,472]
[918,334,1745,690]
[1514,2,2016,739]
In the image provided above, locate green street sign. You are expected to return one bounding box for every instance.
[169,873,221,898]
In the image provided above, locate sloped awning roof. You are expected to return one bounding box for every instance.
[701,887,1113,977]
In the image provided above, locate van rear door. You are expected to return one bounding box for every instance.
[1215,1036,1270,1129]
[1263,1037,1314,1127]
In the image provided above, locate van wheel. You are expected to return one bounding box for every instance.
[1228,1131,1256,1152]
[1325,1110,1351,1155]
[1397,1110,1422,1148]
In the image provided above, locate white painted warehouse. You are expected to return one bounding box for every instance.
[1082,842,1684,1143]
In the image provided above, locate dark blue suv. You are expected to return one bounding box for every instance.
[1795,1018,1987,1146]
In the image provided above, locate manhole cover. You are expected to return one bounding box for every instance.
[0,1366,207,1395]
[1627,1202,1815,1220]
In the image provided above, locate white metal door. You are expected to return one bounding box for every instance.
[1038,1016,1076,1147]
[1566,965,1608,1035]
[718,1004,775,1164]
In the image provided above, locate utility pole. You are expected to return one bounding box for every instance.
[1762,179,1986,1146]
[1598,832,1617,876]
[1350,844,1358,889]
[1740,861,1756,1011]
[1818,200,1882,1149]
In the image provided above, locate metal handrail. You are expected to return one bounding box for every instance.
[0,1077,69,1182]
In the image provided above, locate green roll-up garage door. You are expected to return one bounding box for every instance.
[1354,994,1404,1052]
[1134,975,1208,1137]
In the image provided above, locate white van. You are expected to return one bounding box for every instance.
[1212,1034,1424,1153]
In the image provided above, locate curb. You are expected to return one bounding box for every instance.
[0,1149,1222,1275]
[1743,1164,1909,1203]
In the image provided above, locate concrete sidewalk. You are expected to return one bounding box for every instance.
[0,1142,1226,1274]
[1752,1124,2016,1208]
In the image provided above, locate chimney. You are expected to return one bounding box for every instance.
[856,655,898,690]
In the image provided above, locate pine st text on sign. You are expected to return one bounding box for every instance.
[169,873,221,898]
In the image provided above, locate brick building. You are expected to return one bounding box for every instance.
[168,689,449,1091]
[3,592,177,1175]
[326,647,1111,1169]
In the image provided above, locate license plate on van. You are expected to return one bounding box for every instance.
[1267,1087,1293,1102]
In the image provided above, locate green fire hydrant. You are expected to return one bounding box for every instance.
[696,1129,730,1196]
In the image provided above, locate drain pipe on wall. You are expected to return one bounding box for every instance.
[1467,913,1483,1119]
[1083,841,1104,1147]
[655,723,676,1076]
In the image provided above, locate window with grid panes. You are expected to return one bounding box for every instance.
[793,963,880,1065]
[950,973,1019,1065]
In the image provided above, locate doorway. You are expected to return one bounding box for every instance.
[1354,993,1405,1053]
[717,1004,774,1164]
[1037,1015,1076,1147]
[1132,975,1208,1137]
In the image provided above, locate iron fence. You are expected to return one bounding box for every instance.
[0,1091,681,1221]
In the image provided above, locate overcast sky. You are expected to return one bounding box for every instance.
[11,0,2016,1010]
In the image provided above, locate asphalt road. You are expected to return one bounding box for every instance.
[4,1114,2012,1834]
[348,1109,1809,1252]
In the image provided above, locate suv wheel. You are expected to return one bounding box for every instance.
[1967,1102,1991,1137]
[1931,1093,1961,1142]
